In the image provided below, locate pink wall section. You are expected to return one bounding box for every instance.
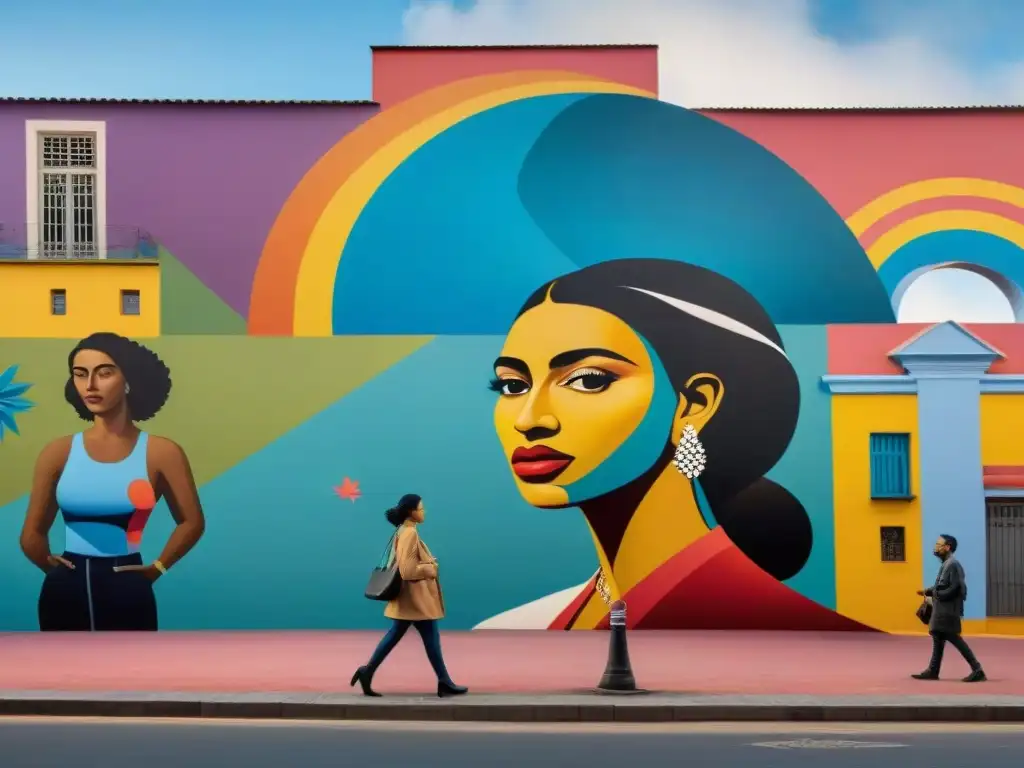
[372,46,659,108]
[702,111,1024,222]
[828,324,1024,375]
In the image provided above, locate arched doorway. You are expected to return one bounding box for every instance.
[895,263,1019,323]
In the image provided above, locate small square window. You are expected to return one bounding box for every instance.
[880,526,906,562]
[50,289,66,316]
[120,289,141,316]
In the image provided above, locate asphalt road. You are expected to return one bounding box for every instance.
[2,719,1024,767]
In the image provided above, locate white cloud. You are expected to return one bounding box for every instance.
[402,0,1024,322]
[402,0,1024,109]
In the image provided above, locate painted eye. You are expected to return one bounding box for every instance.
[489,377,531,396]
[561,367,619,393]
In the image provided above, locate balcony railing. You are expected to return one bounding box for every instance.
[0,223,160,261]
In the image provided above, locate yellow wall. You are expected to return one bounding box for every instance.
[0,262,160,338]
[980,394,1024,465]
[833,394,924,633]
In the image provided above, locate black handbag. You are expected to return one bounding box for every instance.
[364,531,402,602]
[915,598,933,625]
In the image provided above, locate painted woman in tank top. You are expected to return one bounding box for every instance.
[19,332,206,632]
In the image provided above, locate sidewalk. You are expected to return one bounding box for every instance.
[1,630,1022,722]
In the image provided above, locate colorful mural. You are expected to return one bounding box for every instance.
[20,333,204,631]
[0,365,34,441]
[479,259,864,631]
[2,46,1024,633]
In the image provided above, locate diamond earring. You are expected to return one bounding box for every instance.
[124,383,131,395]
[673,424,706,479]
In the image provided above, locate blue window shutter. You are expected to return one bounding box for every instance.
[869,433,911,499]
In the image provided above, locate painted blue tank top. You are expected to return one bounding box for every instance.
[55,432,151,558]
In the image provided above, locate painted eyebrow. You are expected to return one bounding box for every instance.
[493,356,530,377]
[548,348,637,370]
[72,363,117,372]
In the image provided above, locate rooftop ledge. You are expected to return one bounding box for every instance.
[0,257,159,265]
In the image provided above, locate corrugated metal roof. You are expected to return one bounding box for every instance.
[371,43,658,51]
[3,99,1020,113]
[0,97,377,106]
[698,105,1024,112]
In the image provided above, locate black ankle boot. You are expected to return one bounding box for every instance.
[437,680,468,698]
[350,666,382,697]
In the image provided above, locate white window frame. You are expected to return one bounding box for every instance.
[25,120,108,260]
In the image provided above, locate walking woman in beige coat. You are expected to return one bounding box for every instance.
[351,494,468,698]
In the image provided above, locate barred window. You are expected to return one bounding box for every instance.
[38,134,98,259]
[881,526,906,562]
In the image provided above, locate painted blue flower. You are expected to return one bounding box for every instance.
[0,365,34,442]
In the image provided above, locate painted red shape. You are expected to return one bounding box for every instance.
[371,46,659,109]
[125,511,152,547]
[128,479,156,510]
[550,527,870,632]
[125,479,156,548]
[983,466,1024,489]
[334,477,361,502]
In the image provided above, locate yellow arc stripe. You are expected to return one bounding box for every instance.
[292,80,654,337]
[867,209,1024,269]
[847,177,1024,237]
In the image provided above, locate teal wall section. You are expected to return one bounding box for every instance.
[0,331,838,630]
[770,325,836,608]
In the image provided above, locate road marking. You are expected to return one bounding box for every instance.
[752,738,907,749]
[4,718,1024,735]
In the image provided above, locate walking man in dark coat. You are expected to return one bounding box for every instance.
[914,534,987,682]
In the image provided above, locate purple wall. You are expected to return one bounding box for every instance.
[0,102,379,315]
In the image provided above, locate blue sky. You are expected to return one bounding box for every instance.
[3,0,1021,102]
[2,0,1021,321]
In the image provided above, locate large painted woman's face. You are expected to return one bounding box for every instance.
[492,299,674,508]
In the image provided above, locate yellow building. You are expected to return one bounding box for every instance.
[0,261,160,338]
[827,321,1024,637]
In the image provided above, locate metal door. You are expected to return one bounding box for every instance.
[986,500,1024,617]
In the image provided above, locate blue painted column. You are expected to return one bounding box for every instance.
[892,323,1002,621]
[911,374,987,618]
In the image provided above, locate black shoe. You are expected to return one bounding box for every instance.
[437,680,468,698]
[963,669,987,683]
[350,666,382,697]
[912,670,940,680]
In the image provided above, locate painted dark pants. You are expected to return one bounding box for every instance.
[38,552,158,632]
[927,630,982,674]
[367,619,453,683]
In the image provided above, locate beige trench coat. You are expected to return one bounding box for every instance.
[384,523,445,621]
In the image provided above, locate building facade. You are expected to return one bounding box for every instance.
[0,44,1021,634]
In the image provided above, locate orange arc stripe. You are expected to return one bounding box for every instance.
[247,70,625,335]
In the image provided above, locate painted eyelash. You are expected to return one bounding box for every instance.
[560,366,619,386]
[488,376,529,393]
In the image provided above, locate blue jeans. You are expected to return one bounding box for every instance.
[367,619,452,683]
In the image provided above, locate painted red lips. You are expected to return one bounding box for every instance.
[510,445,575,483]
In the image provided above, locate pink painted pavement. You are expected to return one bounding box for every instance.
[0,631,1021,696]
